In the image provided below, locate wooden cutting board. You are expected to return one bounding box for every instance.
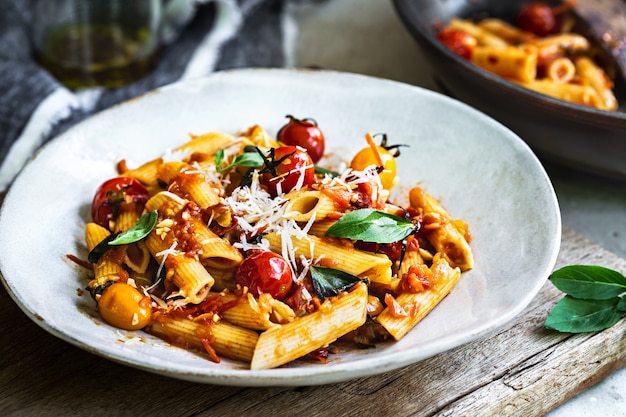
[1,227,625,416]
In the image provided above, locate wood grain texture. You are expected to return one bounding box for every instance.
[1,227,625,417]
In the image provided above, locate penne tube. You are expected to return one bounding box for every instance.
[219,292,294,331]
[516,78,604,109]
[527,33,589,64]
[111,208,142,234]
[397,248,424,280]
[85,222,123,287]
[472,45,538,83]
[122,131,237,187]
[283,189,338,222]
[148,315,259,363]
[545,57,576,83]
[478,18,535,44]
[145,190,186,215]
[409,186,473,271]
[250,282,368,370]
[157,161,221,209]
[145,232,215,304]
[264,232,393,285]
[575,57,618,111]
[147,191,241,267]
[304,219,336,238]
[204,265,237,291]
[240,124,279,148]
[448,18,508,47]
[124,241,151,274]
[192,219,244,269]
[377,254,461,340]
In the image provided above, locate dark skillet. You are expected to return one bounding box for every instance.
[393,0,626,180]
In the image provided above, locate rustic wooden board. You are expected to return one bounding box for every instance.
[1,227,625,416]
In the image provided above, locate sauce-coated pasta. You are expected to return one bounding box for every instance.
[78,119,473,369]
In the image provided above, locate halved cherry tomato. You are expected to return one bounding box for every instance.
[276,115,326,163]
[350,145,397,190]
[235,251,293,300]
[437,27,476,60]
[517,2,557,36]
[261,146,316,196]
[91,177,149,230]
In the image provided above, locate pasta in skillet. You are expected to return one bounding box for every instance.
[438,2,619,111]
[78,116,473,369]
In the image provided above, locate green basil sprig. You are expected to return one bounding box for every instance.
[325,208,415,244]
[310,265,365,302]
[88,210,158,263]
[314,165,339,178]
[545,265,626,333]
[215,148,264,173]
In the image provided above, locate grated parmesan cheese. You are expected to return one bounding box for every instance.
[161,148,193,163]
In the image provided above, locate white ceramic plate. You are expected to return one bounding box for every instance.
[0,69,561,386]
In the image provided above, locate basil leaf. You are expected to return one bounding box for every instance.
[109,210,158,245]
[216,149,264,173]
[549,265,626,300]
[617,297,626,313]
[87,234,117,264]
[544,296,622,333]
[325,209,414,244]
[214,148,226,167]
[310,265,365,302]
[314,165,339,178]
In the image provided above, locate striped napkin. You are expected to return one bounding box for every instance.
[0,0,309,191]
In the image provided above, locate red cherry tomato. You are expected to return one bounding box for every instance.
[262,146,316,196]
[517,2,557,36]
[276,115,326,163]
[437,27,476,60]
[235,251,293,300]
[91,177,149,229]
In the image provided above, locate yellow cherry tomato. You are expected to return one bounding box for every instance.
[98,282,152,330]
[350,145,397,190]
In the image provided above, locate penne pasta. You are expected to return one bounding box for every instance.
[283,189,338,222]
[122,131,237,187]
[471,45,538,83]
[438,15,618,110]
[80,123,474,369]
[148,315,259,363]
[575,57,618,111]
[157,161,222,209]
[377,254,461,340]
[85,222,123,288]
[250,282,368,370]
[144,232,215,304]
[448,18,508,47]
[517,78,604,108]
[478,18,536,44]
[264,231,394,285]
[545,57,576,83]
[409,186,473,271]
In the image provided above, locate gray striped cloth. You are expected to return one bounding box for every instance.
[0,0,308,191]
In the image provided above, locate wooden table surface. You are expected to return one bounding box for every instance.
[2,227,625,417]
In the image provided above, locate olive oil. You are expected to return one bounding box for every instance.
[34,22,160,89]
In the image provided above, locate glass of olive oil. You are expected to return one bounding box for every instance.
[31,0,162,89]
